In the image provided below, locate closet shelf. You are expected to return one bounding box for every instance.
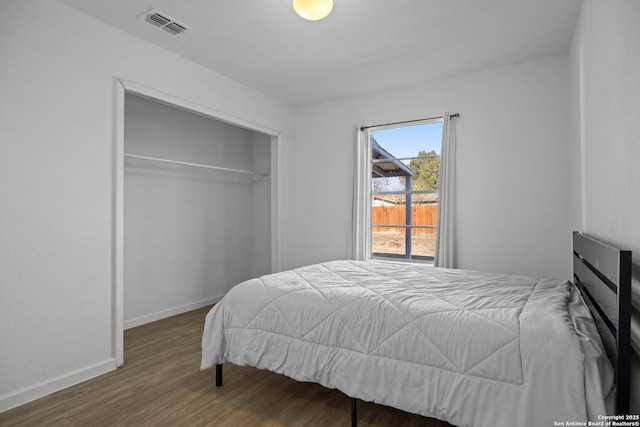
[124,153,268,177]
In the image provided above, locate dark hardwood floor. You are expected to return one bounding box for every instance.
[0,306,452,426]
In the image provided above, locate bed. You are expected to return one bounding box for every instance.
[201,232,631,426]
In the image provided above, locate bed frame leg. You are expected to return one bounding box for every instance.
[351,397,357,427]
[215,363,223,387]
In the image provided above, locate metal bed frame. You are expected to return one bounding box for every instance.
[572,231,631,414]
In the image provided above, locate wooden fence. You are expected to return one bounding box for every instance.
[372,205,438,234]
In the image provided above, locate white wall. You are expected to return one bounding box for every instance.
[0,0,294,412]
[568,0,640,412]
[251,132,273,278]
[123,94,271,328]
[294,55,571,279]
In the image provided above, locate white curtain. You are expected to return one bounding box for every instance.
[434,113,456,268]
[350,126,371,261]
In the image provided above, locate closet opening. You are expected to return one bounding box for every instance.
[114,80,280,366]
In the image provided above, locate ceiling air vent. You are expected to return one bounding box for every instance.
[141,9,191,36]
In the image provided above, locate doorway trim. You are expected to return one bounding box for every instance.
[113,78,281,366]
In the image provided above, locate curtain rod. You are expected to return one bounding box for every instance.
[360,113,459,131]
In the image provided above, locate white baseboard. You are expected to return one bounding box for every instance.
[0,358,116,413]
[124,295,223,330]
[0,298,222,413]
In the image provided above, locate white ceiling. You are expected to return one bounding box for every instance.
[58,0,583,107]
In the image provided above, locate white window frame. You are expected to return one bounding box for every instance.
[352,118,442,263]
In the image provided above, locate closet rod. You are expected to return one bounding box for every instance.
[124,153,266,176]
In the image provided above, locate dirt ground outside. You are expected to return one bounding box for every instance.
[372,232,436,258]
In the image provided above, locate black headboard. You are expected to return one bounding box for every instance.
[573,231,631,414]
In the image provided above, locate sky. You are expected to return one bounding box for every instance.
[372,121,442,164]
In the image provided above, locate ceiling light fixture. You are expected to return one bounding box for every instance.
[293,0,333,21]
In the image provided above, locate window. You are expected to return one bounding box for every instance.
[369,120,443,261]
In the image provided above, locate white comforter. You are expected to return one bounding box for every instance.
[201,260,612,427]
